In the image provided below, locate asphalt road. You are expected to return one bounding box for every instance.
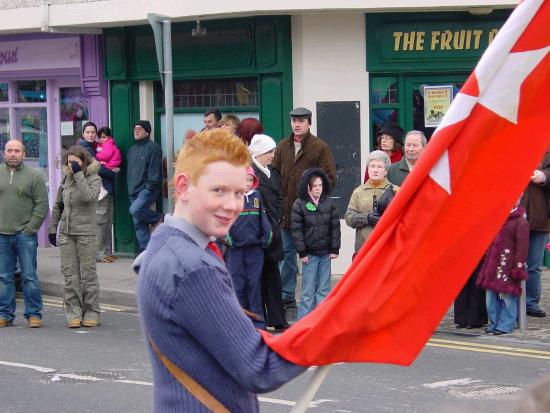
[2,298,550,413]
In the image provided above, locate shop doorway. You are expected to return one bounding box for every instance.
[50,79,89,198]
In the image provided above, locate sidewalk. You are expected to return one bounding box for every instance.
[37,247,137,308]
[36,247,550,342]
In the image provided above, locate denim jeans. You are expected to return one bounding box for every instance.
[526,231,549,312]
[280,228,298,301]
[129,189,162,251]
[0,232,42,321]
[486,290,517,333]
[298,254,331,319]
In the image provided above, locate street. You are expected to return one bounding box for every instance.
[2,298,550,412]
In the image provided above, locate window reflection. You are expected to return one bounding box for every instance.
[16,80,47,103]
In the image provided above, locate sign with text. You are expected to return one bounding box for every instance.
[365,12,510,72]
[424,85,453,127]
[0,37,80,72]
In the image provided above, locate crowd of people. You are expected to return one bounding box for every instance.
[1,106,548,339]
[2,104,549,411]
[454,148,550,334]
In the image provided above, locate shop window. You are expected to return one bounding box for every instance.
[16,80,47,103]
[155,77,258,109]
[371,77,399,104]
[0,83,8,102]
[14,108,48,169]
[60,87,89,150]
[0,108,9,162]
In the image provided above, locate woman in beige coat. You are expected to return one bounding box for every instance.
[48,146,101,328]
[345,150,399,255]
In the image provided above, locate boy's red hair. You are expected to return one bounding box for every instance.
[174,128,250,186]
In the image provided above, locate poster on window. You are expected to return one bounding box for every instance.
[424,85,454,128]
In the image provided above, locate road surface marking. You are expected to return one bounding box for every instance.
[423,378,483,388]
[0,359,330,408]
[0,360,56,373]
[430,338,550,356]
[427,342,550,360]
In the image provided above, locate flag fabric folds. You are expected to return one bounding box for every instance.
[262,0,550,367]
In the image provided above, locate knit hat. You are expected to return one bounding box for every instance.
[134,120,152,135]
[246,166,259,190]
[249,134,276,158]
[376,122,404,145]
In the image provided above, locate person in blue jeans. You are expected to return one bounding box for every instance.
[520,148,550,317]
[290,168,340,319]
[0,140,49,328]
[127,120,163,252]
[476,203,529,335]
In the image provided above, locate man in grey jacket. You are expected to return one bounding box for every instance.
[387,130,427,186]
[0,140,48,328]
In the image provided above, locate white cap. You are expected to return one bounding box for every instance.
[249,134,277,157]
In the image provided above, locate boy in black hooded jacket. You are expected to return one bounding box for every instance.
[290,168,340,319]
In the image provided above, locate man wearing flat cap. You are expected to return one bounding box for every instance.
[127,120,163,252]
[272,107,336,309]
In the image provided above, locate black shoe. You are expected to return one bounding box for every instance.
[272,324,290,333]
[527,309,546,317]
[492,330,508,335]
[484,327,494,334]
[466,324,483,329]
[456,324,466,329]
[283,299,297,309]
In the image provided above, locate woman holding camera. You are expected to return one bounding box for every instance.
[48,146,102,328]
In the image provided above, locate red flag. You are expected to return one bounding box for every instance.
[262,0,550,366]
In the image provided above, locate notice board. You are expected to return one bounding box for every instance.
[316,101,361,218]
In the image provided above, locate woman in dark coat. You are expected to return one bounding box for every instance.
[249,133,288,331]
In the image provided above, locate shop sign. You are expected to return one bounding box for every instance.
[0,37,80,72]
[424,85,453,127]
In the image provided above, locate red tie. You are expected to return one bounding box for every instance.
[207,242,224,262]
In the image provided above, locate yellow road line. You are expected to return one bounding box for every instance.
[429,338,550,356]
[426,343,550,360]
[20,297,134,313]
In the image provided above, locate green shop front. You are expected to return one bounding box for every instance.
[366,10,510,144]
[104,16,292,254]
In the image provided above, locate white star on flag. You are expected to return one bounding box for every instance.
[429,0,549,194]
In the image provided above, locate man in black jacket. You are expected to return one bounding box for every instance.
[127,120,163,252]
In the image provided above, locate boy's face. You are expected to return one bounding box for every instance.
[178,161,247,239]
[309,177,323,197]
[245,175,254,192]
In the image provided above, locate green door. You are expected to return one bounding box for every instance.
[403,74,467,140]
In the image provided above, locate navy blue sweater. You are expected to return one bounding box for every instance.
[135,215,304,412]
[228,189,272,248]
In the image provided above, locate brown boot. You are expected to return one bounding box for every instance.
[82,319,99,327]
[68,319,81,329]
[27,316,42,328]
[0,318,13,328]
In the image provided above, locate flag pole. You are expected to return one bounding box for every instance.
[290,365,331,413]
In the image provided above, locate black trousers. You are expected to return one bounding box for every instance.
[261,260,287,327]
[454,262,488,327]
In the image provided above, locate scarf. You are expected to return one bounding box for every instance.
[252,156,270,178]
